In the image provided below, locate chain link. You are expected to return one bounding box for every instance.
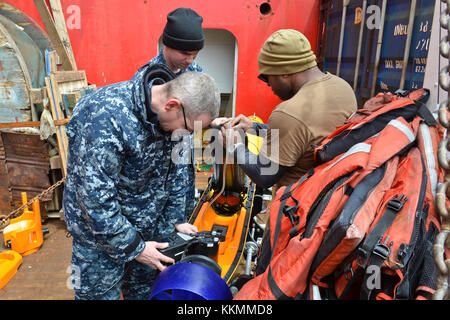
[434,0,450,301]
[0,177,66,231]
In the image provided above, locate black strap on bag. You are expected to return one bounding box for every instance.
[266,176,308,300]
[356,194,407,268]
[357,194,407,299]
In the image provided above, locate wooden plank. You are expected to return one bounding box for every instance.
[54,70,88,95]
[29,88,47,104]
[45,76,68,176]
[0,119,70,129]
[62,86,96,117]
[33,0,76,71]
[45,50,59,73]
[48,0,77,70]
[49,155,62,170]
[54,70,87,84]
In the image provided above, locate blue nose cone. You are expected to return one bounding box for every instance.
[149,262,233,300]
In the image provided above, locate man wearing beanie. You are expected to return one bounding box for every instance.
[148,7,204,74]
[222,28,357,189]
[142,8,205,237]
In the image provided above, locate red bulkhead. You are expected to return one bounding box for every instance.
[6,0,320,122]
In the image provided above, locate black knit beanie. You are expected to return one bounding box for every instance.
[162,8,204,51]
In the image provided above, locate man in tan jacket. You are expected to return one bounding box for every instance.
[222,29,357,190]
[218,29,358,277]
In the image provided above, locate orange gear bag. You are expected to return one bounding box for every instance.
[234,89,444,300]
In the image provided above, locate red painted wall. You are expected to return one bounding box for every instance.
[5,0,320,122]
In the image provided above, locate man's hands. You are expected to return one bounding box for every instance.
[227,114,253,132]
[212,114,251,149]
[210,115,253,132]
[174,222,198,234]
[135,241,175,271]
[210,117,230,128]
[135,223,198,271]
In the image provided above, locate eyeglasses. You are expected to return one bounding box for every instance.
[180,103,189,132]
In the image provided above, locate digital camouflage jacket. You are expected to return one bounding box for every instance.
[146,48,203,218]
[63,64,192,264]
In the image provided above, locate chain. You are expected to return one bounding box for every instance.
[0,176,66,231]
[434,0,450,301]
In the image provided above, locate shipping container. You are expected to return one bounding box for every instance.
[319,0,435,106]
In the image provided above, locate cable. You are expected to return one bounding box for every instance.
[199,129,233,230]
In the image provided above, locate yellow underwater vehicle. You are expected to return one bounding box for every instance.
[150,117,267,300]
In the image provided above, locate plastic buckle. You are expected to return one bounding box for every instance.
[283,205,297,219]
[372,236,393,261]
[386,194,407,212]
[282,203,300,238]
[344,263,355,281]
[394,89,409,97]
[283,201,299,226]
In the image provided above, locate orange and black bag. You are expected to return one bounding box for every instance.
[234,89,444,300]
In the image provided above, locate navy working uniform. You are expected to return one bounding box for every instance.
[63,64,194,299]
[148,48,202,74]
[146,48,203,218]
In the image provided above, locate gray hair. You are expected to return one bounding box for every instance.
[165,71,220,119]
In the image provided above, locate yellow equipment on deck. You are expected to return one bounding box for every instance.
[189,116,265,283]
[0,192,49,290]
[0,250,22,290]
[3,193,46,256]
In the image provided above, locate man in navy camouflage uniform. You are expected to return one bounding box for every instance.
[145,7,205,219]
[64,63,220,299]
[64,7,215,300]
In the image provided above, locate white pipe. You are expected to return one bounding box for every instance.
[400,0,417,90]
[336,0,350,76]
[354,0,368,91]
[371,0,388,97]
